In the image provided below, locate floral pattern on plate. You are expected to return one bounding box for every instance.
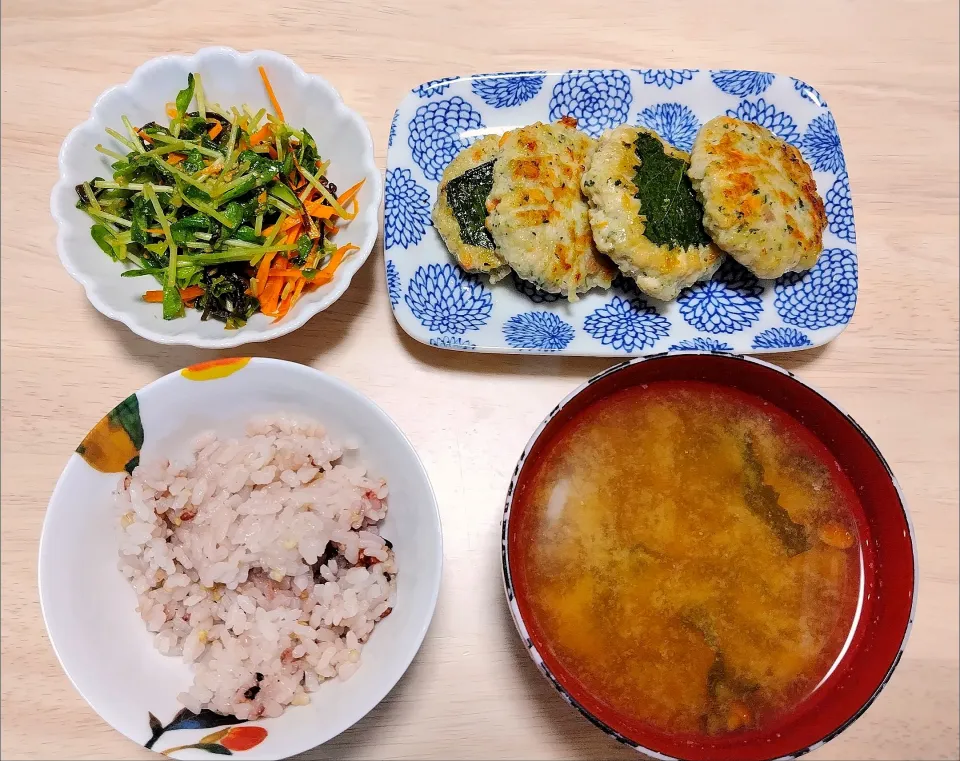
[634,68,697,90]
[504,312,576,351]
[386,69,859,355]
[726,97,800,144]
[636,103,700,152]
[145,707,266,757]
[472,72,545,108]
[384,168,432,250]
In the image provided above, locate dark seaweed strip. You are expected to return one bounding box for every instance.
[445,160,495,249]
[742,438,812,556]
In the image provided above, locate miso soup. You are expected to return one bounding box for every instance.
[515,381,863,736]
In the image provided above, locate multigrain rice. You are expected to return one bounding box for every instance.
[116,415,397,719]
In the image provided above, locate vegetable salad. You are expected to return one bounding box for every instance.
[76,68,363,328]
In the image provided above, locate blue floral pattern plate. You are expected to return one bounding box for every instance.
[385,69,857,355]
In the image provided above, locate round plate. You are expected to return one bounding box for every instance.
[39,358,441,760]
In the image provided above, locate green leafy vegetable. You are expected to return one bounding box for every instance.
[267,181,299,208]
[175,73,195,117]
[90,224,117,257]
[170,213,211,244]
[130,195,152,245]
[632,132,710,249]
[221,202,245,230]
[233,225,262,244]
[216,158,282,205]
[445,160,495,249]
[297,234,312,257]
[182,149,205,174]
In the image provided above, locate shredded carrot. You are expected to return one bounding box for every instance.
[198,161,222,176]
[255,253,276,296]
[207,121,223,139]
[337,179,365,210]
[258,190,268,205]
[313,244,358,286]
[303,202,338,220]
[144,227,164,235]
[289,278,307,311]
[274,277,305,321]
[249,124,272,146]
[137,130,154,144]
[165,103,178,119]
[281,206,329,232]
[143,286,204,303]
[258,277,283,315]
[289,181,364,228]
[274,296,292,320]
[180,285,204,301]
[166,153,185,165]
[267,269,304,278]
[267,145,278,160]
[285,227,301,245]
[258,66,285,122]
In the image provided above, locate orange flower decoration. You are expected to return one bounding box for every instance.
[162,723,268,756]
[219,725,268,752]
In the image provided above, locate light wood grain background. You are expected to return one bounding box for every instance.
[2,1,958,759]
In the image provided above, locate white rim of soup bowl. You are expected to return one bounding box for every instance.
[51,48,382,349]
[39,357,442,758]
[500,351,918,761]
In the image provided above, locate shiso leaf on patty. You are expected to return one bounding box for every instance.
[632,131,712,250]
[445,160,495,249]
[432,134,509,281]
[580,124,722,302]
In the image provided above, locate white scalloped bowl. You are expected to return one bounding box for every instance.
[51,48,381,349]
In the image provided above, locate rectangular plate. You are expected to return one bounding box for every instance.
[385,69,857,355]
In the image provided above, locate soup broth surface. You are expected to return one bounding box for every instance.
[516,381,863,736]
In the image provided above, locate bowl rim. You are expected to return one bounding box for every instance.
[50,47,383,349]
[38,357,443,758]
[500,350,918,761]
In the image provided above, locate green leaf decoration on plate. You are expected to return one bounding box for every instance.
[75,394,143,474]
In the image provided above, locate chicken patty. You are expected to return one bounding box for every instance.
[582,125,723,301]
[432,134,510,282]
[486,119,616,300]
[688,116,826,279]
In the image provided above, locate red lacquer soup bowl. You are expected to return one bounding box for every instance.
[501,353,917,761]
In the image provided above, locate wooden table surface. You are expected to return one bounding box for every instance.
[2,1,958,759]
